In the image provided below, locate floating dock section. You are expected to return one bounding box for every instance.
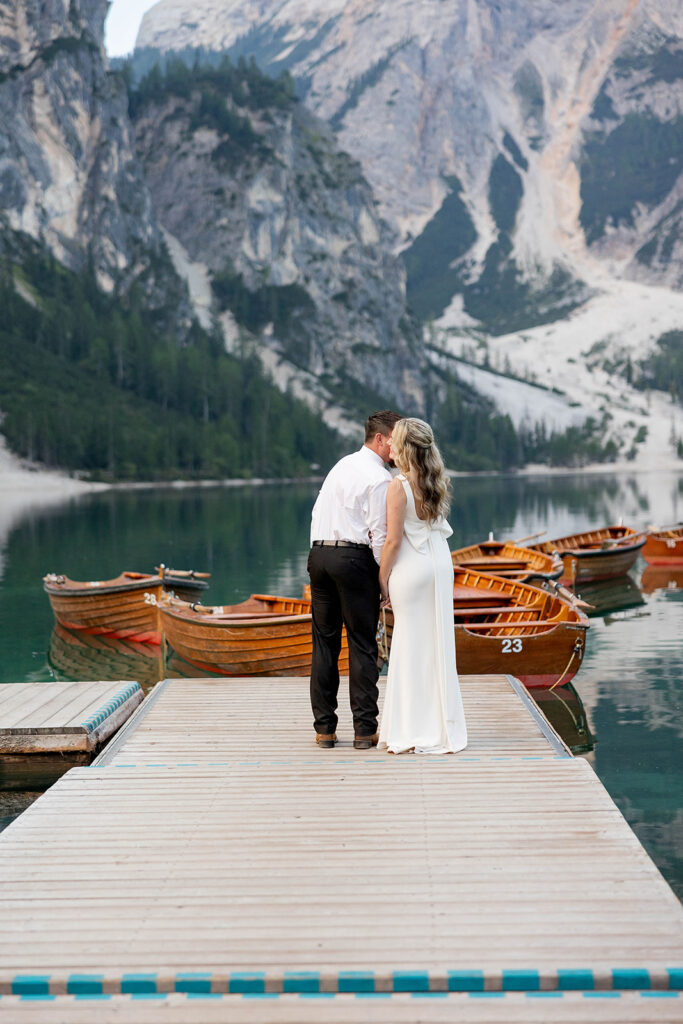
[0,674,680,1023]
[0,681,143,754]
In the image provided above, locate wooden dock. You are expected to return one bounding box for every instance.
[0,681,144,754]
[0,674,680,1023]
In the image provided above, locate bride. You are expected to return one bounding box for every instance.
[378,418,467,754]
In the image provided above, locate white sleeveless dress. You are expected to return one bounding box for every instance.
[379,476,467,754]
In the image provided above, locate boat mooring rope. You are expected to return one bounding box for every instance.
[549,637,584,692]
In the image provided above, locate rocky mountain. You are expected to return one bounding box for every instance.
[0,0,427,471]
[127,59,424,418]
[0,0,180,305]
[137,0,683,333]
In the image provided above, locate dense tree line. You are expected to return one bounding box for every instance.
[0,246,342,480]
[635,331,683,405]
[435,376,620,471]
[125,52,297,121]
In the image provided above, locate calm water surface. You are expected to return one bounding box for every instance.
[1,471,681,897]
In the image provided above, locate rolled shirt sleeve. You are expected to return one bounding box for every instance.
[367,476,390,564]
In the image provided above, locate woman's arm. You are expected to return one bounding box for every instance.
[379,478,407,606]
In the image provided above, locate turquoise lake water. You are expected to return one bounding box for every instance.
[0,470,681,897]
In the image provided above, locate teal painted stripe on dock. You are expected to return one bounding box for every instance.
[557,969,594,990]
[121,973,157,994]
[79,683,140,733]
[11,976,50,996]
[613,968,650,989]
[19,995,55,1002]
[187,992,222,999]
[583,992,622,999]
[448,971,484,991]
[283,972,320,993]
[75,994,111,1001]
[67,974,104,995]
[175,973,212,994]
[339,971,375,993]
[527,992,563,998]
[393,971,429,992]
[59,967,683,995]
[642,992,681,998]
[502,970,540,991]
[228,973,265,994]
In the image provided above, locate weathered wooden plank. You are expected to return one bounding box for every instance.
[0,682,81,726]
[0,992,680,1024]
[0,682,143,753]
[0,674,680,1019]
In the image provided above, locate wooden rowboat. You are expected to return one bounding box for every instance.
[43,568,210,644]
[381,568,589,689]
[530,525,646,584]
[642,525,683,565]
[451,538,562,581]
[158,593,350,677]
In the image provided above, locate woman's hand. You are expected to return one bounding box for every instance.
[378,478,406,610]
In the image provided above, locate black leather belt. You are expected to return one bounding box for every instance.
[312,540,369,549]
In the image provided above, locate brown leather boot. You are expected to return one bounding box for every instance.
[316,732,337,748]
[353,733,379,750]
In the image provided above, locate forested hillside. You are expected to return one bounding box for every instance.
[0,236,343,480]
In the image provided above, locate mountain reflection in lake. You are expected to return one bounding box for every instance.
[0,470,681,896]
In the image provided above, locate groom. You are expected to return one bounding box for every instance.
[307,410,402,749]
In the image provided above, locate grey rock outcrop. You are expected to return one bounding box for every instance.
[0,0,167,296]
[130,69,424,410]
[137,0,683,329]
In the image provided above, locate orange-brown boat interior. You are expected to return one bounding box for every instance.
[166,593,312,621]
[532,524,645,556]
[451,539,562,580]
[450,568,588,636]
[158,592,350,676]
[643,526,683,565]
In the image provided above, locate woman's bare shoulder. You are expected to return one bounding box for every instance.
[387,476,407,499]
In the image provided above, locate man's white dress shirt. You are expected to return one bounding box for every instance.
[310,446,392,564]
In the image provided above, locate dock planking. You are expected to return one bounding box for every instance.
[0,674,680,1024]
[0,681,144,754]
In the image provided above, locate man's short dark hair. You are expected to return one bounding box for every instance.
[365,410,403,442]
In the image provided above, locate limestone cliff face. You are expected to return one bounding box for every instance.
[0,0,167,293]
[130,70,424,410]
[137,0,683,330]
[0,0,425,420]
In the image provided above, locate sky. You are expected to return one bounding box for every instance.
[105,0,160,57]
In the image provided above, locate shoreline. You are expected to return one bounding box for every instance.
[1,446,682,503]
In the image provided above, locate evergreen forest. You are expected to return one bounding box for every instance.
[0,240,342,480]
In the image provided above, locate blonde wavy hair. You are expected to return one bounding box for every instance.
[391,418,450,522]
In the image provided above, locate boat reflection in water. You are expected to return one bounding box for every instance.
[573,574,646,619]
[531,682,596,755]
[640,565,683,595]
[48,624,164,693]
[48,624,225,692]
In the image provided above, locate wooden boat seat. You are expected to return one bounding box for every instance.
[454,604,539,616]
[453,584,514,606]
[455,558,529,570]
[463,617,564,630]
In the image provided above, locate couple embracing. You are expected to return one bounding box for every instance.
[307,411,467,755]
